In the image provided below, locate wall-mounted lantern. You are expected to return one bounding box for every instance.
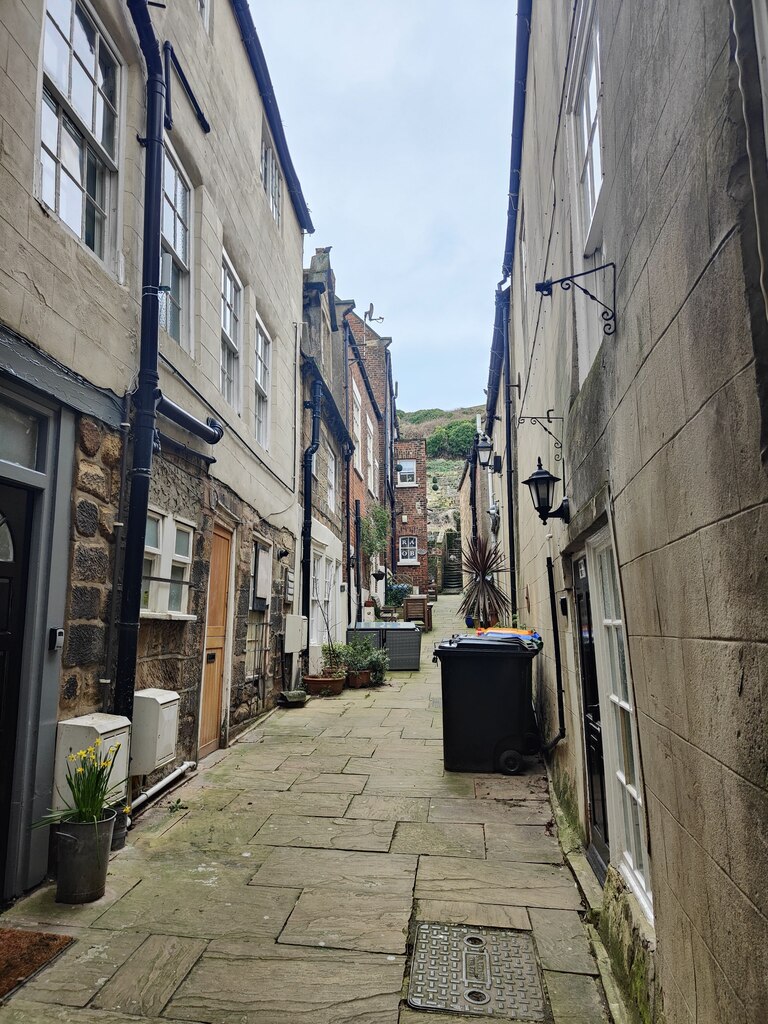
[476,434,493,469]
[523,457,570,524]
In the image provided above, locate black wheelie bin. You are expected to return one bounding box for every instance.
[433,633,541,774]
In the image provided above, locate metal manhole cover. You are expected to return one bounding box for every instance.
[408,922,545,1019]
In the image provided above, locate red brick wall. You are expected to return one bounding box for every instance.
[394,439,429,593]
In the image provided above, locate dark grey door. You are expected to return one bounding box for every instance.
[574,555,610,881]
[0,483,32,889]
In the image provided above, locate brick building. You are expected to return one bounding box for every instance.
[393,438,429,594]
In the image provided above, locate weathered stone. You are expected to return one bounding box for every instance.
[290,772,369,794]
[429,798,552,826]
[278,888,411,954]
[529,909,598,975]
[253,813,395,852]
[390,821,485,858]
[77,461,109,501]
[543,971,608,1022]
[73,544,109,583]
[78,417,102,456]
[63,623,105,668]
[414,857,582,910]
[74,499,99,537]
[414,899,530,931]
[70,585,101,620]
[100,432,122,468]
[345,795,430,822]
[484,824,564,864]
[249,847,417,896]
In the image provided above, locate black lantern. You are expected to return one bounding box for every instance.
[523,457,570,524]
[476,434,493,469]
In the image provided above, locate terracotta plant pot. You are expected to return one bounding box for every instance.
[303,674,345,696]
[347,670,372,689]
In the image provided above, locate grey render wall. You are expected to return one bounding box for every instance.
[509,2,768,1022]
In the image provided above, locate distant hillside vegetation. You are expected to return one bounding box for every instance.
[398,405,484,441]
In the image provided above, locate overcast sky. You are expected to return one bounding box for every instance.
[253,1,516,412]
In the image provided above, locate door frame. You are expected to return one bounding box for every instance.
[198,518,236,757]
[0,381,73,900]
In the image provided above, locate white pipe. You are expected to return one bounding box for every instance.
[130,761,196,814]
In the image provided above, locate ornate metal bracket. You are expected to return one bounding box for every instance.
[517,410,564,461]
[535,262,616,335]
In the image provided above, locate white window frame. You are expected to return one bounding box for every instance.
[260,134,282,227]
[398,535,419,565]
[254,315,271,448]
[352,382,362,474]
[327,449,336,512]
[586,528,653,921]
[38,0,121,265]
[397,458,417,487]
[220,252,241,411]
[197,0,210,31]
[250,539,272,611]
[366,416,375,493]
[159,142,192,350]
[566,0,605,255]
[310,550,322,644]
[141,509,196,619]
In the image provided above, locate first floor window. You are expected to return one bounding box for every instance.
[254,323,271,446]
[221,254,241,408]
[397,458,416,486]
[399,535,418,563]
[141,511,194,615]
[250,540,272,611]
[352,384,362,473]
[366,418,374,492]
[573,7,603,242]
[159,146,191,346]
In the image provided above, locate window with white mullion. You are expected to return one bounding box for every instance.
[41,1,118,257]
[160,147,190,346]
[220,255,241,409]
[260,139,282,227]
[576,17,603,235]
[254,323,271,447]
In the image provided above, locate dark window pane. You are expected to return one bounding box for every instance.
[73,4,96,73]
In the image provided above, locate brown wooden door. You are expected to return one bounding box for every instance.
[199,525,231,758]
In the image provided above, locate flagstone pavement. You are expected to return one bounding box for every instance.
[1,595,617,1023]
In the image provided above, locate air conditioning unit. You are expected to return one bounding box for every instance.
[53,714,131,810]
[129,689,180,775]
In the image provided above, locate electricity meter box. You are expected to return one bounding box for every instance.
[54,714,131,809]
[129,688,180,775]
[284,614,308,654]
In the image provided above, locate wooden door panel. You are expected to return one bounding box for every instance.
[199,526,231,759]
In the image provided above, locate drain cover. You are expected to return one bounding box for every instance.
[408,922,545,1019]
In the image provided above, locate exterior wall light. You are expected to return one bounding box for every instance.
[476,434,493,469]
[523,457,570,524]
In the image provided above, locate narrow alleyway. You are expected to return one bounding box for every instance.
[2,596,616,1023]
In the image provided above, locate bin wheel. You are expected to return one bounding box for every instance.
[523,732,540,756]
[497,749,522,775]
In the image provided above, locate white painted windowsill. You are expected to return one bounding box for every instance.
[140,611,197,622]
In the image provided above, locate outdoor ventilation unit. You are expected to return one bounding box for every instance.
[129,689,180,775]
[284,614,308,654]
[53,714,131,809]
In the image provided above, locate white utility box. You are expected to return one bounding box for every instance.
[53,714,131,810]
[284,614,308,654]
[129,688,180,775]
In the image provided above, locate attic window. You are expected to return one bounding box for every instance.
[260,139,282,227]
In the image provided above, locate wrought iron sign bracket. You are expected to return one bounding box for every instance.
[517,410,564,461]
[535,262,616,335]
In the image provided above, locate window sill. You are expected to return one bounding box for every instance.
[396,481,417,488]
[140,610,197,622]
[398,560,420,566]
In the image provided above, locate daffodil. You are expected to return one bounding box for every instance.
[76,766,84,774]
[123,805,132,814]
[94,737,102,747]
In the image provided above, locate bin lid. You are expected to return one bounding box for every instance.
[435,634,540,658]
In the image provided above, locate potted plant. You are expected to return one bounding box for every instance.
[36,741,125,904]
[346,636,375,688]
[303,641,348,696]
[367,647,390,686]
[459,536,512,628]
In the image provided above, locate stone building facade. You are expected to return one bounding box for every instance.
[393,438,429,594]
[0,0,309,900]
[482,1,768,1020]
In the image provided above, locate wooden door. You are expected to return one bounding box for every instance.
[0,483,32,887]
[574,554,610,882]
[199,525,231,759]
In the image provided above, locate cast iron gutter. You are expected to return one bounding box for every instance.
[228,0,314,233]
[157,393,223,445]
[300,355,353,451]
[300,379,323,665]
[114,0,166,721]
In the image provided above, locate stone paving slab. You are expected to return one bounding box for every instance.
[345,795,430,821]
[312,739,377,757]
[0,1004,201,1024]
[290,772,370,794]
[484,823,564,864]
[90,934,206,1017]
[544,971,609,1022]
[135,808,270,851]
[163,944,404,1024]
[226,791,352,818]
[277,888,412,954]
[414,899,531,931]
[249,847,418,895]
[17,931,149,1007]
[529,909,599,975]
[201,767,302,791]
[344,754,443,776]
[381,709,436,727]
[415,857,583,910]
[271,754,351,774]
[346,726,405,739]
[474,773,551,801]
[2,872,141,930]
[429,796,554,825]
[390,820,486,858]
[252,813,395,851]
[364,773,476,798]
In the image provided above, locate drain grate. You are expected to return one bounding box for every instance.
[408,922,545,1019]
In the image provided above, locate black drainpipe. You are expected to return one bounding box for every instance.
[499,286,517,610]
[354,499,363,622]
[542,553,566,753]
[342,315,353,626]
[468,443,478,542]
[114,0,165,721]
[300,379,322,667]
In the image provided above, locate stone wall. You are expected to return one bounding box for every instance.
[394,439,429,594]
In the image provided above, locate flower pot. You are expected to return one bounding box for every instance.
[347,669,372,689]
[56,809,116,904]
[110,809,129,851]
[303,674,345,696]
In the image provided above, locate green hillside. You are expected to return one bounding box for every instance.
[398,405,484,441]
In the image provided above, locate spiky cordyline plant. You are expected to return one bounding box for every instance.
[458,536,512,627]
